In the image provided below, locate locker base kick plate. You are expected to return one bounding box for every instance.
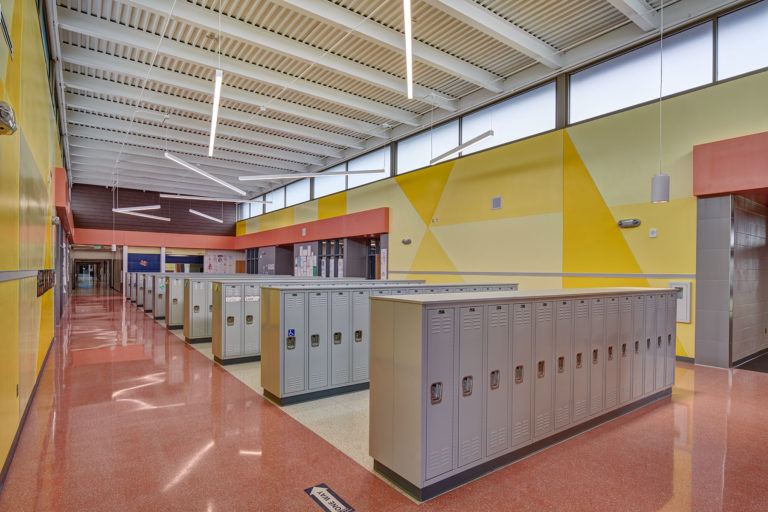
[375,387,672,502]
[153,315,165,320]
[264,382,369,406]
[166,324,182,330]
[213,354,261,365]
[143,309,152,314]
[185,336,213,344]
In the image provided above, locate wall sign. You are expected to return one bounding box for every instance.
[37,269,54,297]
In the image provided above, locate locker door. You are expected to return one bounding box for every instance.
[137,277,144,306]
[573,299,590,422]
[458,306,483,467]
[144,279,153,311]
[308,292,329,390]
[331,291,350,386]
[170,279,183,325]
[589,298,605,415]
[191,281,206,338]
[554,300,572,430]
[619,296,633,404]
[155,278,165,317]
[351,290,370,382]
[665,293,677,387]
[534,301,554,438]
[511,303,532,447]
[283,292,306,394]
[243,285,260,355]
[655,294,666,390]
[223,285,243,358]
[632,296,645,399]
[205,282,214,337]
[605,297,619,410]
[644,295,656,395]
[486,304,509,456]
[426,308,455,480]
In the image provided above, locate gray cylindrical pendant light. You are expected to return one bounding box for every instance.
[651,173,670,203]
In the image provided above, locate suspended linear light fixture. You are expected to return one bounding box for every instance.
[238,169,385,181]
[111,205,161,212]
[651,0,670,204]
[112,209,171,222]
[429,130,494,165]
[403,0,414,99]
[208,69,223,157]
[189,208,224,223]
[164,152,247,196]
[159,194,268,204]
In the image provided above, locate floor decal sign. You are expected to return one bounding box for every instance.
[304,484,354,512]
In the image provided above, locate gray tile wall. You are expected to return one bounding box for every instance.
[731,196,768,363]
[695,195,733,367]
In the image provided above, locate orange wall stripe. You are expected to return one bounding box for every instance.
[74,229,236,250]
[693,131,768,196]
[54,167,75,240]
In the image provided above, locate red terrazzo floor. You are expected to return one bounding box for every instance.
[2,289,768,511]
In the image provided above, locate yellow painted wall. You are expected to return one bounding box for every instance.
[239,70,768,361]
[0,0,61,468]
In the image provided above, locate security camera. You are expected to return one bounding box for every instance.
[51,216,61,225]
[0,101,17,135]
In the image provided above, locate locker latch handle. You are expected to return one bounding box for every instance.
[657,336,662,348]
[430,382,443,405]
[557,356,565,373]
[311,334,320,347]
[635,341,640,354]
[462,376,473,397]
[622,343,627,357]
[226,316,235,326]
[354,330,363,342]
[514,365,524,384]
[537,361,545,378]
[668,334,672,345]
[158,294,163,299]
[246,315,254,325]
[194,305,200,313]
[209,305,213,312]
[647,338,651,349]
[592,349,599,364]
[608,346,614,360]
[286,336,296,350]
[333,332,342,344]
[173,299,178,304]
[576,353,583,368]
[490,370,500,390]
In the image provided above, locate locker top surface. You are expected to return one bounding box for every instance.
[369,287,675,305]
[259,282,517,293]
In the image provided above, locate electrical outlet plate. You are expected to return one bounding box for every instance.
[649,228,658,238]
[669,281,691,323]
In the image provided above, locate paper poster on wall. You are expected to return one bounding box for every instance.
[380,249,387,280]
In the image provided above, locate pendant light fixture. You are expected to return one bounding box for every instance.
[403,0,414,99]
[159,194,267,204]
[208,1,224,157]
[164,151,247,196]
[189,208,224,223]
[651,0,670,204]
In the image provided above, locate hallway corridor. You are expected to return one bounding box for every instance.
[1,291,768,511]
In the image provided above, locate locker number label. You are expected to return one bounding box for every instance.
[304,484,354,512]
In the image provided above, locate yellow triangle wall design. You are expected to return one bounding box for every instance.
[395,162,454,226]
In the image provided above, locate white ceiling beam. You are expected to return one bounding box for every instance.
[422,0,563,69]
[57,7,422,126]
[66,108,323,167]
[119,0,457,112]
[60,44,388,139]
[65,92,336,161]
[272,0,503,94]
[606,0,660,31]
[62,71,363,150]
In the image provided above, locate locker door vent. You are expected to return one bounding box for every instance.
[512,420,530,443]
[574,399,587,418]
[607,299,619,314]
[575,301,589,318]
[555,405,569,427]
[489,309,508,328]
[592,300,605,317]
[536,304,552,322]
[557,302,572,320]
[460,438,481,463]
[535,411,551,435]
[514,305,531,324]
[427,448,451,476]
[488,427,507,453]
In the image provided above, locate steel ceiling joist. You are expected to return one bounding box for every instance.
[606,0,660,31]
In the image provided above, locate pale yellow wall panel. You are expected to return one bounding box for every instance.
[18,136,49,270]
[235,220,246,236]
[2,0,21,107]
[16,277,39,417]
[567,70,768,208]
[165,248,205,256]
[431,213,562,275]
[0,280,20,466]
[0,129,20,271]
[434,130,563,226]
[258,208,295,232]
[609,197,697,275]
[293,200,318,224]
[244,216,259,234]
[127,247,162,254]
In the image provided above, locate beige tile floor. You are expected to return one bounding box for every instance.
[168,327,374,471]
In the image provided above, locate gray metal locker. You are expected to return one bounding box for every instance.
[283,292,306,394]
[191,281,207,338]
[631,295,645,399]
[144,277,154,312]
[486,304,509,456]
[665,293,676,387]
[458,306,483,467]
[589,298,605,416]
[573,299,590,422]
[511,303,532,447]
[205,281,214,337]
[655,294,666,390]
[643,295,656,395]
[604,297,619,410]
[331,291,350,386]
[167,278,184,328]
[308,292,329,390]
[137,276,144,307]
[243,285,260,355]
[425,308,455,480]
[554,300,572,430]
[533,301,554,438]
[618,296,633,404]
[154,276,166,319]
[223,285,243,358]
[351,290,370,382]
